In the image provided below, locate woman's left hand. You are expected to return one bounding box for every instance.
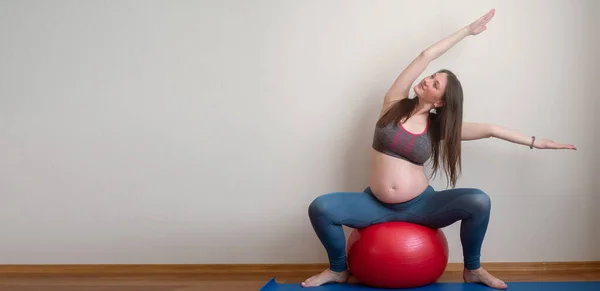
[534,139,577,150]
[467,9,496,35]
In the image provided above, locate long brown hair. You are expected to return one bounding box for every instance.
[376,69,464,188]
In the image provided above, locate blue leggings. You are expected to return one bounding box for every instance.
[308,185,491,272]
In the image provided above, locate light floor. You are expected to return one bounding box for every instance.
[1,270,599,291]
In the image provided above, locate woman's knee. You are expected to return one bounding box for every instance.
[308,193,339,219]
[466,188,491,215]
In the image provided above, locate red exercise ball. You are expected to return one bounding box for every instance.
[346,222,449,289]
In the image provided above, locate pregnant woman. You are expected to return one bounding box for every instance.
[301,9,576,289]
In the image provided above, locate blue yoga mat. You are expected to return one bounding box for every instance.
[259,277,600,290]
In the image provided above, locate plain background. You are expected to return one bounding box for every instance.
[1,0,598,264]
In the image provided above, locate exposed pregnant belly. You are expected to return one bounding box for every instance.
[369,149,429,204]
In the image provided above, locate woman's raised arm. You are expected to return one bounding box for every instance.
[382,9,496,112]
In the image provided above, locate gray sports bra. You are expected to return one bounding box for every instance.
[372,120,432,165]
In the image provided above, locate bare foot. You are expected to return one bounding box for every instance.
[463,267,508,289]
[301,269,349,287]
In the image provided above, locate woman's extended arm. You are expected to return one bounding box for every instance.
[461,122,577,150]
[382,9,496,110]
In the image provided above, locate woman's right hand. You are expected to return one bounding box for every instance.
[467,9,496,35]
[534,138,577,150]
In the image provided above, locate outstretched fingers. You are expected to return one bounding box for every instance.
[559,143,577,150]
[474,9,495,27]
[481,9,496,23]
[468,8,496,35]
[547,141,577,150]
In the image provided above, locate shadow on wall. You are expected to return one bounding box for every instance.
[591,101,599,253]
[338,94,380,239]
[341,100,380,193]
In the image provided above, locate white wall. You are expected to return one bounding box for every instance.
[591,0,600,260]
[0,0,598,264]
